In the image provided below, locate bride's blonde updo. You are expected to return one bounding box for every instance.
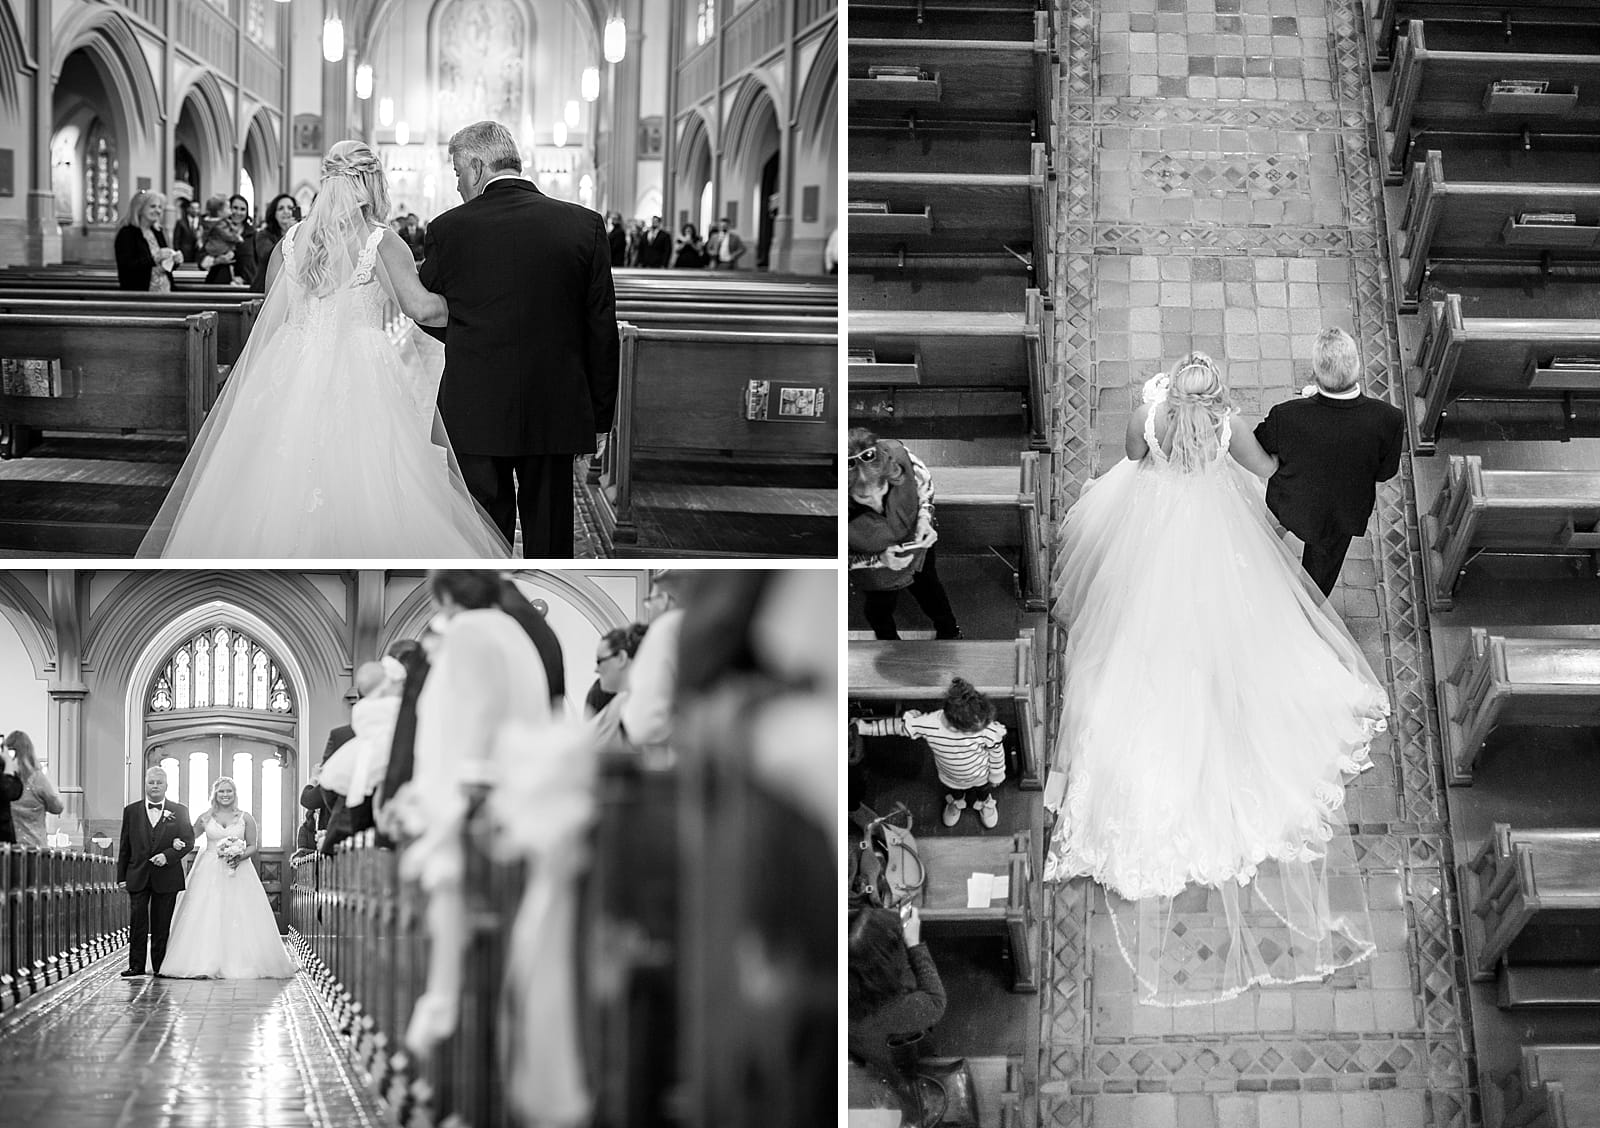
[319,140,391,221]
[296,139,390,296]
[1163,352,1233,472]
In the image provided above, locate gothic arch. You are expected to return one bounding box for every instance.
[0,575,53,678]
[173,70,235,192]
[0,1,35,121]
[52,9,161,142]
[795,25,836,163]
[722,71,784,170]
[242,107,280,203]
[675,106,716,230]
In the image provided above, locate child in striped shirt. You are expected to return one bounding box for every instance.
[853,677,1007,828]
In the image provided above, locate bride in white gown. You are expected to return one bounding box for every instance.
[138,140,508,558]
[161,777,297,979]
[1045,353,1388,1006]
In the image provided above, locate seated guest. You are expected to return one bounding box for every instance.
[848,904,946,1080]
[114,190,182,291]
[848,428,960,641]
[620,571,690,758]
[4,731,64,848]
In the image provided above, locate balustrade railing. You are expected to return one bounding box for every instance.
[0,846,127,1013]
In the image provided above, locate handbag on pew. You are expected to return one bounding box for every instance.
[849,802,926,910]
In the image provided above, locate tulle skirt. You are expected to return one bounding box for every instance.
[161,849,298,980]
[1044,456,1386,1005]
[139,319,509,558]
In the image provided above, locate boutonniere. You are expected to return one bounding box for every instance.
[159,810,175,822]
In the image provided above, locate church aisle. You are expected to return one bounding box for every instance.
[0,951,383,1128]
[1040,1,1471,1126]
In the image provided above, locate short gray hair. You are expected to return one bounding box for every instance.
[448,121,522,174]
[1312,328,1360,392]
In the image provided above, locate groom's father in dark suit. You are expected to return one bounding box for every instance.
[117,766,193,977]
[1256,327,1406,598]
[420,119,619,556]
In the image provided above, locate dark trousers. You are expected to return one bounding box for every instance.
[128,887,178,974]
[947,785,993,806]
[862,547,960,640]
[1302,535,1354,598]
[458,452,575,557]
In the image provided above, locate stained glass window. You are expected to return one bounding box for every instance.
[147,627,295,714]
[696,0,716,45]
[84,122,119,225]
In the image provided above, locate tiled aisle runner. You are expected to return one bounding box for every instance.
[0,953,384,1128]
[1041,2,1474,1126]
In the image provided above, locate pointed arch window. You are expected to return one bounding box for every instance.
[148,626,295,715]
[84,121,119,225]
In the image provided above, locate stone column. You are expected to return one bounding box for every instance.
[46,572,87,845]
[322,0,349,148]
[609,0,645,217]
[26,0,60,265]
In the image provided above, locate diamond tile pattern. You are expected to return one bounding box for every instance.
[1041,1,1474,1125]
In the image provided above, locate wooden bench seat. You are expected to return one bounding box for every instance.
[1439,628,1600,779]
[0,296,259,369]
[848,143,1049,256]
[1371,0,1600,68]
[916,831,1039,993]
[1498,964,1600,1008]
[848,17,1052,126]
[848,632,1046,788]
[1396,150,1600,308]
[594,325,836,555]
[1422,453,1600,608]
[932,453,1046,611]
[1485,1043,1600,1128]
[1462,825,1600,980]
[1385,21,1600,183]
[617,312,837,335]
[1408,293,1600,445]
[849,291,1050,447]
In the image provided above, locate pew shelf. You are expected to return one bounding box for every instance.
[1461,825,1600,983]
[917,832,1040,993]
[933,453,1047,611]
[1485,1044,1600,1128]
[1439,628,1600,780]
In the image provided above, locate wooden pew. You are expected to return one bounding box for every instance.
[848,631,1047,789]
[1408,292,1600,446]
[932,453,1047,611]
[1395,150,1600,308]
[0,311,216,446]
[917,830,1040,993]
[849,290,1051,448]
[1370,0,1600,69]
[1422,453,1600,608]
[1486,1044,1600,1128]
[617,312,837,335]
[848,143,1050,257]
[0,296,260,369]
[1461,826,1600,1001]
[1385,21,1600,183]
[1438,627,1600,780]
[597,325,836,555]
[848,10,1053,127]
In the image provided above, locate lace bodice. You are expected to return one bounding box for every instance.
[1143,404,1233,473]
[201,811,246,842]
[281,223,388,333]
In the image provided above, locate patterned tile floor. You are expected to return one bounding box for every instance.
[1041,1,1473,1126]
[0,949,384,1128]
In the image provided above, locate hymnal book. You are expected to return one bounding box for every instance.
[849,199,890,213]
[1491,79,1550,95]
[1551,356,1600,368]
[1518,212,1578,225]
[849,348,878,364]
[1,357,64,397]
[869,65,925,81]
[779,387,825,419]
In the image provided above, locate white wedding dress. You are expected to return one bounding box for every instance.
[138,222,509,557]
[161,813,297,979]
[1044,401,1387,1005]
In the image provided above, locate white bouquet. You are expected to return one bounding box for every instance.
[216,836,248,875]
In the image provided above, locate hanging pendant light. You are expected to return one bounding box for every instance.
[603,16,626,63]
[395,120,410,146]
[355,64,373,100]
[322,16,344,63]
[581,66,600,102]
[553,120,568,148]
[378,97,394,127]
[564,100,580,129]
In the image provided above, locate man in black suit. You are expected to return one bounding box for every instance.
[116,766,194,976]
[1255,327,1406,597]
[420,120,619,556]
[638,216,671,268]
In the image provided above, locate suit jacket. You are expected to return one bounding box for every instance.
[0,770,22,843]
[1255,392,1405,544]
[420,178,619,457]
[638,227,672,268]
[114,225,170,291]
[117,800,194,893]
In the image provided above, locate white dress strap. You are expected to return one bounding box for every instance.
[1143,405,1165,461]
[350,225,386,286]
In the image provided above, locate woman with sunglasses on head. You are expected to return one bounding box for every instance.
[848,429,960,640]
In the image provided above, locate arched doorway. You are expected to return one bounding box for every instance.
[676,111,714,239]
[725,80,780,273]
[51,49,124,249]
[241,112,280,217]
[142,624,298,928]
[174,79,231,206]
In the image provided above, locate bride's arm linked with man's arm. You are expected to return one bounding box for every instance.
[378,229,449,327]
